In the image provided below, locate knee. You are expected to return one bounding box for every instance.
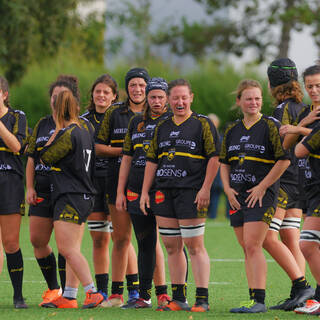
[2,238,19,253]
[92,235,109,249]
[244,242,261,257]
[30,234,48,249]
[113,236,130,251]
[185,243,203,256]
[299,241,315,259]
[164,243,181,256]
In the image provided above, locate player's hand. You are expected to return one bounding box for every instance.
[245,184,266,208]
[279,124,299,137]
[194,187,210,210]
[225,187,240,210]
[26,187,37,206]
[300,107,320,127]
[140,192,150,216]
[116,192,127,211]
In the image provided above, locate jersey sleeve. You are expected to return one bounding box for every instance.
[40,127,74,165]
[96,106,115,145]
[13,110,28,149]
[219,123,235,164]
[302,125,320,153]
[273,102,291,125]
[122,117,135,156]
[26,118,44,157]
[267,118,289,160]
[200,116,220,158]
[146,122,160,163]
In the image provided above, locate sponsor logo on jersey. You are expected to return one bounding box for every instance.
[155,190,165,204]
[36,136,50,144]
[143,140,151,152]
[169,131,180,138]
[298,158,309,168]
[132,132,146,140]
[156,168,187,177]
[228,144,240,151]
[114,128,127,134]
[240,135,250,142]
[176,139,196,150]
[127,189,139,202]
[0,164,12,170]
[167,148,175,160]
[230,172,256,183]
[146,124,156,131]
[244,143,265,153]
[239,153,246,165]
[159,140,171,148]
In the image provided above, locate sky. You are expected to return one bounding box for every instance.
[80,0,319,76]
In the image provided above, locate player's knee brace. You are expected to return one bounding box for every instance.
[158,227,181,237]
[269,217,282,232]
[87,220,113,232]
[300,230,320,244]
[180,223,205,238]
[280,217,301,230]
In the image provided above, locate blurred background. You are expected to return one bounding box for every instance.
[1,0,319,129]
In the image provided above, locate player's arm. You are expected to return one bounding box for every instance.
[194,156,220,210]
[26,157,37,205]
[0,119,22,153]
[220,163,240,210]
[95,144,122,157]
[116,155,133,211]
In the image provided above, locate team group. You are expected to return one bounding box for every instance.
[0,57,320,314]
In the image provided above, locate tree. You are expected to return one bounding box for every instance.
[0,0,88,83]
[153,0,320,63]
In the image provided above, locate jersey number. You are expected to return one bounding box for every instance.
[83,149,92,172]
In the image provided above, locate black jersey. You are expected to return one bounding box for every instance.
[96,102,141,174]
[82,110,109,176]
[40,123,96,202]
[294,105,320,188]
[123,111,172,191]
[301,125,320,189]
[146,112,220,190]
[220,115,289,208]
[272,98,305,185]
[27,115,55,176]
[0,107,28,177]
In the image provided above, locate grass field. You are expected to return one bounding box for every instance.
[0,199,313,319]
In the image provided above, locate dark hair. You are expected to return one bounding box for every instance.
[54,90,80,128]
[168,79,192,95]
[49,74,80,103]
[125,67,149,95]
[0,76,10,107]
[87,74,119,111]
[270,80,303,104]
[303,63,320,82]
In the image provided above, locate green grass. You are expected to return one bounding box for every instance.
[0,201,313,319]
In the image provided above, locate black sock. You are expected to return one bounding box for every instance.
[126,274,139,292]
[95,273,109,295]
[58,253,66,292]
[36,252,60,290]
[140,279,152,300]
[292,276,308,289]
[195,287,208,303]
[172,284,187,303]
[249,288,253,299]
[252,289,265,304]
[314,284,320,301]
[112,281,124,295]
[155,285,167,296]
[6,249,24,300]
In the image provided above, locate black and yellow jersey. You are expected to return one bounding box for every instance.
[82,110,109,176]
[272,98,305,185]
[301,124,320,188]
[295,104,320,188]
[220,114,289,207]
[27,115,55,176]
[0,107,28,177]
[146,112,220,190]
[96,102,142,174]
[40,123,96,201]
[123,110,171,191]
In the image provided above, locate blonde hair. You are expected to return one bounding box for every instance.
[270,80,303,105]
[54,90,80,128]
[236,79,262,99]
[207,113,220,129]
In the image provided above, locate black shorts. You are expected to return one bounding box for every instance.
[277,184,301,210]
[126,188,152,216]
[0,172,25,215]
[92,176,109,214]
[150,188,208,219]
[305,185,320,217]
[53,193,94,225]
[229,206,275,228]
[105,167,120,205]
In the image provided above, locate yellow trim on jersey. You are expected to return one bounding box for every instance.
[93,114,100,124]
[229,156,275,164]
[310,153,320,159]
[158,151,205,160]
[133,144,143,150]
[111,139,124,143]
[51,167,61,172]
[172,113,192,126]
[0,147,20,155]
[242,114,262,130]
[37,147,43,151]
